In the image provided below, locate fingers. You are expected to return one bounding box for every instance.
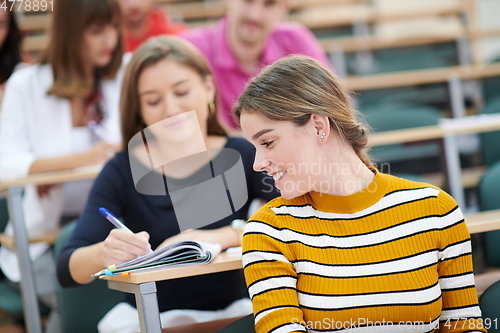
[137,231,150,242]
[102,229,152,266]
[36,184,57,198]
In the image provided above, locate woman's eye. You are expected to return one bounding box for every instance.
[88,26,104,35]
[261,141,274,148]
[147,100,160,106]
[175,90,189,97]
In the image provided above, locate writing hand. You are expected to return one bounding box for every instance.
[101,229,151,267]
[85,141,121,166]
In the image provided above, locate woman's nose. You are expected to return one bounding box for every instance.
[163,96,182,118]
[253,151,271,172]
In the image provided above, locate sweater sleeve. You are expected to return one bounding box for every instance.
[436,190,487,333]
[242,206,306,333]
[0,74,36,180]
[56,155,128,287]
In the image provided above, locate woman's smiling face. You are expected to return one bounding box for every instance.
[240,112,321,200]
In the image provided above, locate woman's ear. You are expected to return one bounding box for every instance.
[310,114,330,134]
[204,75,216,105]
[309,114,331,144]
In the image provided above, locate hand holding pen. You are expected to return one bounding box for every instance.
[99,208,152,268]
[86,121,120,164]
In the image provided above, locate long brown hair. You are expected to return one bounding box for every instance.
[42,0,123,98]
[120,36,225,150]
[233,55,372,167]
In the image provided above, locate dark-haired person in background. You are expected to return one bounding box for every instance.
[0,10,28,102]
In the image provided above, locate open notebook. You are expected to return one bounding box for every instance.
[92,241,222,277]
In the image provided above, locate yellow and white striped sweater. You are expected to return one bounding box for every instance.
[243,172,486,333]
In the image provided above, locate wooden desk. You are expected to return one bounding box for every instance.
[101,252,243,333]
[292,1,464,30]
[466,210,500,235]
[0,166,100,333]
[320,27,500,53]
[344,62,500,92]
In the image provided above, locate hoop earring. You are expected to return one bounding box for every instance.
[208,102,216,115]
[319,133,326,141]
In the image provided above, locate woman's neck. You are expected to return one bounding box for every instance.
[312,148,375,196]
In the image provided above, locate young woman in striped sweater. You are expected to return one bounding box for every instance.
[231,55,487,333]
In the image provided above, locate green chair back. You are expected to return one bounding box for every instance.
[479,162,500,267]
[483,56,500,104]
[0,198,9,233]
[480,96,500,166]
[363,106,441,164]
[0,196,23,320]
[54,221,124,333]
[216,314,255,333]
[479,279,500,332]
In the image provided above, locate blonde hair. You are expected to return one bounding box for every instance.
[42,0,123,98]
[233,55,372,167]
[120,36,225,150]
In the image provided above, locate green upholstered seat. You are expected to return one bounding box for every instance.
[479,162,500,267]
[480,96,500,166]
[54,220,124,333]
[479,279,500,332]
[363,105,441,164]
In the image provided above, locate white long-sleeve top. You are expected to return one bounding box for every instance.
[0,54,130,282]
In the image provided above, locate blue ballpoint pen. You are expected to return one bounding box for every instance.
[99,207,133,233]
[99,207,153,254]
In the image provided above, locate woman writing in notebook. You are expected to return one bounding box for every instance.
[0,0,127,330]
[57,36,278,332]
[233,56,486,333]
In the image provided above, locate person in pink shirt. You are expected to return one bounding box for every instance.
[182,0,330,136]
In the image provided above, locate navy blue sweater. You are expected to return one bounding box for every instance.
[57,137,278,312]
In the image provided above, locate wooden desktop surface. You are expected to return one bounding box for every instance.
[368,114,500,146]
[0,166,101,191]
[466,210,500,235]
[344,62,500,91]
[102,207,500,286]
[101,252,243,285]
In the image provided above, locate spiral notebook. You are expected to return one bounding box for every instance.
[92,241,222,277]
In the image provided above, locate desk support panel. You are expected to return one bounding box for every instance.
[7,186,43,333]
[107,281,162,333]
[443,135,466,208]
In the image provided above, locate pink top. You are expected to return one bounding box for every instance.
[182,18,331,129]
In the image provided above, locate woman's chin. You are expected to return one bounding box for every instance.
[280,190,303,201]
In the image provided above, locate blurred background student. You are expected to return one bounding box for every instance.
[57,36,278,333]
[118,0,187,52]
[0,0,129,331]
[182,0,330,136]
